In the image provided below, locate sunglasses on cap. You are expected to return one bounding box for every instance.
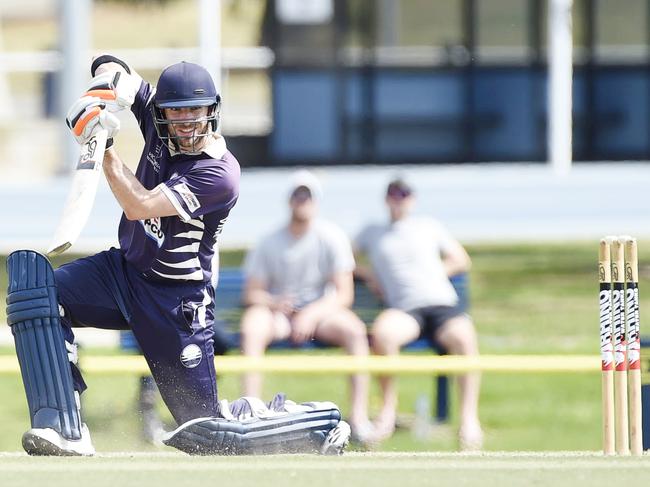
[386,183,412,199]
[290,186,313,202]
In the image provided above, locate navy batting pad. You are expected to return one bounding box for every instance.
[6,250,81,440]
[163,407,341,455]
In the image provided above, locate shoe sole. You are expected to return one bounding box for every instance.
[22,428,95,456]
[22,432,80,456]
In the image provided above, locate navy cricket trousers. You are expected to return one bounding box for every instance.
[54,248,219,424]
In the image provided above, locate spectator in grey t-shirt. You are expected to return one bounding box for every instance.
[354,177,482,451]
[240,170,373,443]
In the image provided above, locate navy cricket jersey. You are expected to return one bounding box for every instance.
[118,79,240,283]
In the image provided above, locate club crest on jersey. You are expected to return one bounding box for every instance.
[180,344,202,368]
[174,183,201,212]
[141,217,165,247]
[146,143,164,173]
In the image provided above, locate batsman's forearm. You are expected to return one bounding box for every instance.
[103,149,157,220]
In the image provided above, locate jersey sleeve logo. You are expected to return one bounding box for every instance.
[174,182,201,212]
[146,143,164,173]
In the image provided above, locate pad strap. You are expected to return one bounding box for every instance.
[6,250,82,440]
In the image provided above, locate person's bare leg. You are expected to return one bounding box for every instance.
[370,309,420,440]
[314,308,370,432]
[435,315,482,450]
[239,305,276,398]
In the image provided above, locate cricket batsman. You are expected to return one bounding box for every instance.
[5,55,350,456]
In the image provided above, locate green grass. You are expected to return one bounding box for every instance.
[0,242,645,452]
[2,452,650,487]
[468,242,605,354]
[0,366,605,453]
[1,241,623,351]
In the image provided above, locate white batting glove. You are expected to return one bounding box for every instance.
[85,70,140,112]
[66,95,120,147]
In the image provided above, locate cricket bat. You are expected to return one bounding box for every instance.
[47,129,108,256]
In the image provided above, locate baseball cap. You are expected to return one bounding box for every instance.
[288,169,323,202]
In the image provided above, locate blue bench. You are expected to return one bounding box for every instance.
[121,268,470,423]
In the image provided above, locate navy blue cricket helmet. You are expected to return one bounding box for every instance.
[151,61,221,154]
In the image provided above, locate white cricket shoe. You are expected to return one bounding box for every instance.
[320,420,351,455]
[22,423,95,456]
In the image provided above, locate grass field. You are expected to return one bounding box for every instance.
[0,242,648,454]
[2,452,650,487]
[0,367,605,453]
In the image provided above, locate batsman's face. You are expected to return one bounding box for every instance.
[164,106,210,151]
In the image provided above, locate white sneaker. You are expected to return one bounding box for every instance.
[320,420,351,455]
[350,420,378,448]
[458,422,484,452]
[22,423,95,456]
